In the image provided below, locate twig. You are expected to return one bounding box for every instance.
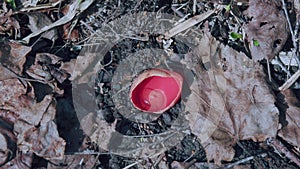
[193,0,197,14]
[171,6,185,18]
[16,1,61,13]
[122,151,166,169]
[281,0,297,50]
[267,137,300,167]
[22,0,95,43]
[165,9,216,38]
[279,69,300,90]
[236,142,266,169]
[223,153,268,169]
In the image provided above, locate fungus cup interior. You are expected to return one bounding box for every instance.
[130,70,182,113]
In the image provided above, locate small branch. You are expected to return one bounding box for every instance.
[279,69,300,90]
[267,137,300,167]
[223,153,267,169]
[165,9,217,38]
[281,0,297,50]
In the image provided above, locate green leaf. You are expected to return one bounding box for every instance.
[225,4,231,12]
[253,39,260,47]
[230,32,242,39]
[6,0,16,9]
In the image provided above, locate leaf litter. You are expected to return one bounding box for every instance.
[0,0,300,168]
[183,29,279,164]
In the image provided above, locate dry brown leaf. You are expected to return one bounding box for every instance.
[183,30,279,164]
[0,41,31,75]
[0,77,55,126]
[18,121,66,160]
[22,0,95,43]
[0,10,20,37]
[80,112,116,151]
[243,0,288,61]
[0,65,18,81]
[278,90,300,147]
[62,22,80,42]
[1,152,33,169]
[0,132,8,165]
[204,137,235,164]
[27,13,58,42]
[26,53,65,82]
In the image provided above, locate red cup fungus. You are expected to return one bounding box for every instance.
[129,68,183,114]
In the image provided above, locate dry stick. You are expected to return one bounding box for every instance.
[164,9,216,38]
[236,142,266,169]
[22,0,95,43]
[193,0,197,14]
[279,0,300,90]
[282,0,297,49]
[223,153,268,169]
[267,137,300,167]
[171,6,185,18]
[279,69,300,90]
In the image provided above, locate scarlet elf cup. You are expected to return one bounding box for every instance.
[129,68,183,114]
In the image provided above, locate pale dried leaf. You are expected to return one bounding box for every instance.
[278,90,300,147]
[0,78,54,125]
[27,13,58,42]
[80,112,116,151]
[0,41,31,74]
[204,138,235,165]
[1,152,33,169]
[0,65,18,81]
[18,121,66,160]
[243,0,288,61]
[0,132,8,165]
[183,30,279,163]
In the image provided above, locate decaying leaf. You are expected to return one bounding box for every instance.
[0,10,20,37]
[80,111,183,158]
[278,90,300,147]
[0,132,8,165]
[0,77,66,161]
[80,112,116,151]
[62,22,80,42]
[26,53,70,83]
[0,41,31,75]
[0,78,53,125]
[183,30,279,164]
[243,0,288,61]
[22,0,95,43]
[27,13,58,42]
[1,152,33,169]
[0,65,18,81]
[18,121,66,160]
